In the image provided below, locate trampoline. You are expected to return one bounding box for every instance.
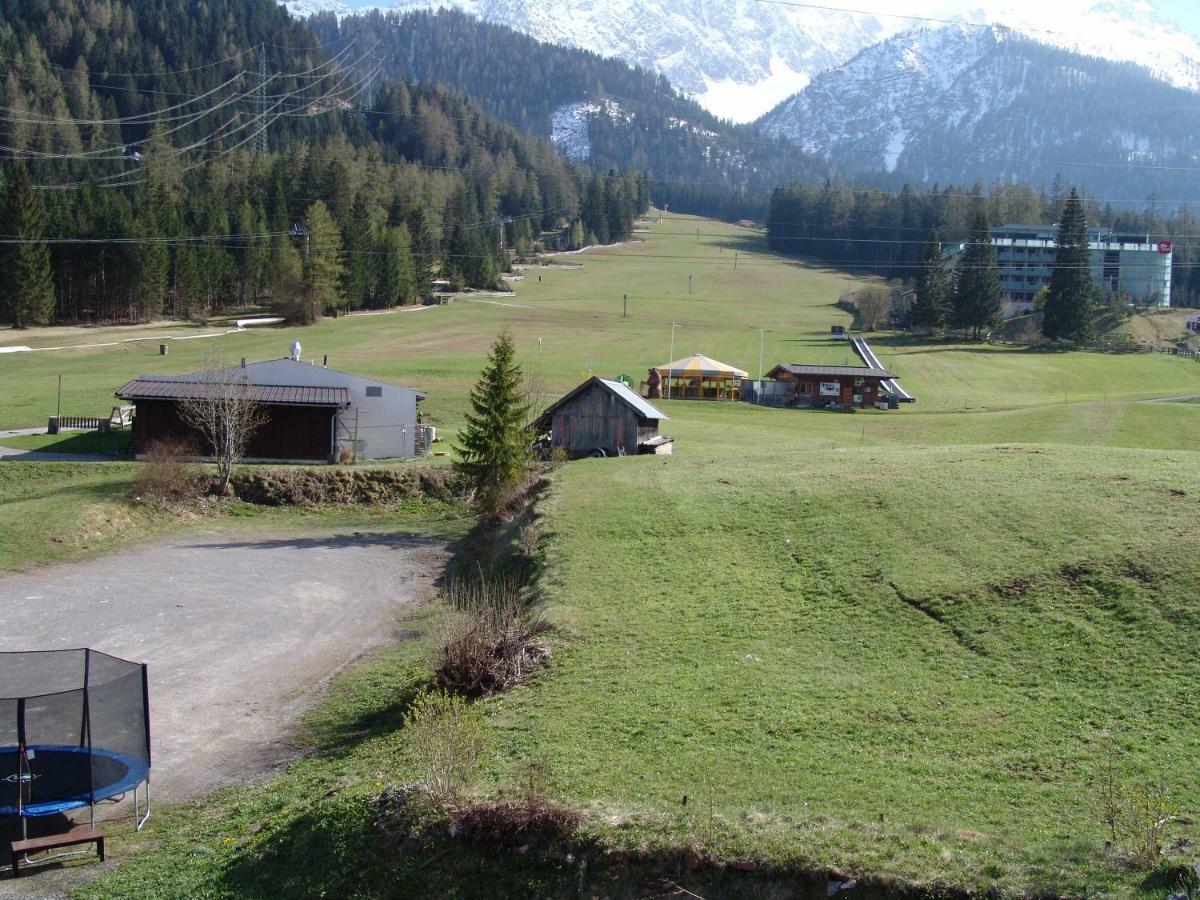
[1,649,151,836]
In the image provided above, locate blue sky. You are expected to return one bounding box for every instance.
[1156,0,1200,33]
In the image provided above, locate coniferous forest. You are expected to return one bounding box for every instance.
[766,182,1200,308]
[0,0,647,326]
[2,0,1199,326]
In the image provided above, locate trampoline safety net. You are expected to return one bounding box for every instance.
[0,649,150,818]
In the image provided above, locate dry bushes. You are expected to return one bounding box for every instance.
[401,691,487,801]
[453,793,582,850]
[133,439,202,506]
[434,575,550,699]
[230,466,460,506]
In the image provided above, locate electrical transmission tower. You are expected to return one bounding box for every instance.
[254,45,268,158]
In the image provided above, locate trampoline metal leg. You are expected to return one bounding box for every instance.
[134,780,150,831]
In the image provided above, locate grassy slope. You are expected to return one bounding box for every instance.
[7,214,1200,896]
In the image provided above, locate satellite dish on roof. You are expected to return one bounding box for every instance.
[290,341,302,361]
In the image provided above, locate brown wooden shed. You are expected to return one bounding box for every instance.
[534,377,671,458]
[763,364,896,409]
[116,379,351,462]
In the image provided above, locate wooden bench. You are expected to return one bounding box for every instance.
[9,827,104,876]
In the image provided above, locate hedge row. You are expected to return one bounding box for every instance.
[230,467,462,506]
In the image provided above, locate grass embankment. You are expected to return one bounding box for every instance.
[494,436,1200,896]
[0,461,466,572]
[7,212,1200,895]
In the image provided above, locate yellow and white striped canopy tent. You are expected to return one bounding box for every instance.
[654,354,748,400]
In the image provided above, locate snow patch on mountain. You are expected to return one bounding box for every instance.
[339,0,897,122]
[285,0,1200,123]
[283,0,354,19]
[959,0,1200,92]
[756,22,1200,191]
[551,101,600,160]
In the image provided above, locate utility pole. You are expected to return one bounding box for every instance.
[734,253,738,270]
[668,322,680,400]
[623,294,628,318]
[688,274,693,294]
[757,328,765,380]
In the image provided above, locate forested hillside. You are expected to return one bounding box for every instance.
[307,9,832,221]
[0,0,647,326]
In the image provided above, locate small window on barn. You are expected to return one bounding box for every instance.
[365,386,383,398]
[798,382,810,393]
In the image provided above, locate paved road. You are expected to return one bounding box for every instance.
[0,529,444,801]
[0,429,115,461]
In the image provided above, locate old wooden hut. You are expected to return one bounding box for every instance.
[752,363,897,409]
[534,377,671,458]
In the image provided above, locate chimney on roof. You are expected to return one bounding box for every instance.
[240,357,246,368]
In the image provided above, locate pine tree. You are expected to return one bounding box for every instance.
[1,162,55,328]
[910,230,948,331]
[302,200,345,314]
[454,329,531,514]
[341,192,373,309]
[375,225,415,307]
[407,207,435,300]
[1041,187,1094,342]
[951,211,1002,340]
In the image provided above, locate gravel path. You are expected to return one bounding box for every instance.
[0,528,444,803]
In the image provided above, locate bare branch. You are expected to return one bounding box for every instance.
[177,352,268,495]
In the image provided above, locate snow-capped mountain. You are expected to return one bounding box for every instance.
[287,0,901,121]
[952,0,1200,92]
[284,0,1200,123]
[285,0,353,18]
[756,24,1200,194]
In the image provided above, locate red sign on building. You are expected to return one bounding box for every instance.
[1158,240,1173,254]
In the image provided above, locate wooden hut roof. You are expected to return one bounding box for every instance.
[767,364,895,379]
[535,377,668,429]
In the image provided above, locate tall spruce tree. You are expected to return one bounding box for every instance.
[1,162,55,328]
[455,329,531,514]
[951,211,1003,340]
[910,230,948,331]
[374,225,415,307]
[302,200,345,314]
[1041,187,1094,342]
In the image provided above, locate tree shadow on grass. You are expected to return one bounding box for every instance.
[179,531,448,554]
[303,668,430,758]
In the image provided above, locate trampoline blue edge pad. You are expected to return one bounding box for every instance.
[0,744,149,817]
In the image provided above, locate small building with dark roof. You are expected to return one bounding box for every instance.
[755,363,897,409]
[117,355,426,462]
[533,377,671,458]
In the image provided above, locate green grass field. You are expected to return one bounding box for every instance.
[5,213,1200,896]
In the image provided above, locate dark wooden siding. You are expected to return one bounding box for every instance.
[131,399,337,461]
[549,383,658,456]
[769,372,885,408]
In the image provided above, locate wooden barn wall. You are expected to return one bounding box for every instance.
[132,399,336,461]
[550,384,651,455]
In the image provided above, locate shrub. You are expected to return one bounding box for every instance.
[434,575,550,698]
[453,794,582,850]
[402,691,487,801]
[133,439,201,506]
[229,466,461,506]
